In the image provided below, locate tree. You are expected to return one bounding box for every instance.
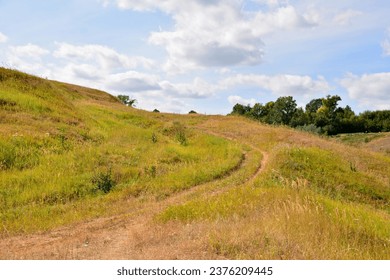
[249,103,267,120]
[360,110,390,132]
[305,98,323,123]
[266,96,297,125]
[117,95,137,107]
[231,103,251,116]
[315,95,342,134]
[290,107,308,127]
[305,98,323,113]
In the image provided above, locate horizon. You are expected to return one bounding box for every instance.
[1,0,390,114]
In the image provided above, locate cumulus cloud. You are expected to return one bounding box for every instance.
[63,63,104,81]
[0,32,8,43]
[6,44,50,74]
[105,71,161,92]
[220,74,330,97]
[112,0,316,73]
[340,73,390,110]
[9,43,50,58]
[53,42,154,70]
[132,91,191,113]
[228,95,257,106]
[159,77,218,99]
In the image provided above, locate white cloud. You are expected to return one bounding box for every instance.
[252,0,287,8]
[53,42,154,70]
[0,32,8,43]
[132,91,191,113]
[63,63,104,81]
[228,95,257,106]
[340,73,390,110]
[105,71,161,92]
[221,74,330,97]
[113,0,316,73]
[5,44,50,74]
[9,44,50,58]
[159,77,218,99]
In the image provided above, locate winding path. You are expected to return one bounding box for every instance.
[0,129,270,260]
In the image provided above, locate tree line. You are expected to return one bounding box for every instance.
[230,95,390,135]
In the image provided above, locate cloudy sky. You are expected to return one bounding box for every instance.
[1,0,390,114]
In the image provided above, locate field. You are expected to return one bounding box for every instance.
[0,68,389,259]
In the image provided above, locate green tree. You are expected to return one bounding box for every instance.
[305,98,323,123]
[290,107,308,127]
[315,95,341,134]
[117,95,137,107]
[231,103,251,116]
[266,96,297,125]
[248,103,267,120]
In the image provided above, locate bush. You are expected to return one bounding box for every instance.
[92,169,115,194]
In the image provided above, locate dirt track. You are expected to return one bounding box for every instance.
[0,131,269,260]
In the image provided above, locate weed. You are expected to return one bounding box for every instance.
[145,165,157,178]
[349,161,357,172]
[151,133,158,143]
[176,130,187,146]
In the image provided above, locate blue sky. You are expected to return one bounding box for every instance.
[1,0,390,114]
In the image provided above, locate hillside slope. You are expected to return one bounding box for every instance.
[0,68,389,259]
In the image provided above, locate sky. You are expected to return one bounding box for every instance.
[1,0,390,114]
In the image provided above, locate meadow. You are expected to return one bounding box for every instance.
[0,68,389,259]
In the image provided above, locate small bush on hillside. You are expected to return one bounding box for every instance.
[92,169,115,194]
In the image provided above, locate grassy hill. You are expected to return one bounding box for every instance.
[0,68,389,259]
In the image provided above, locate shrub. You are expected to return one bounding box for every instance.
[92,169,115,194]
